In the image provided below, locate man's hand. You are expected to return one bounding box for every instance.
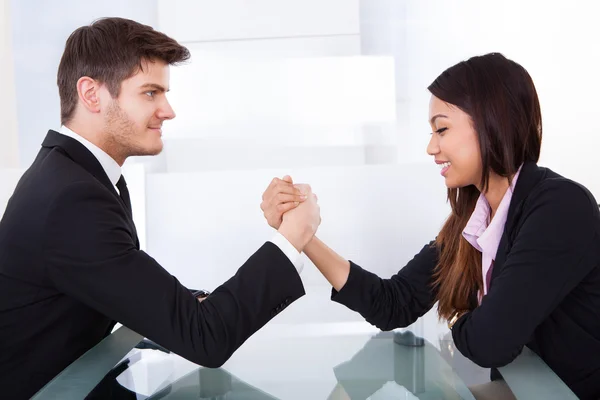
[261,176,321,252]
[260,176,307,230]
[277,182,321,253]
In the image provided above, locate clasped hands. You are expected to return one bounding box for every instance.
[260,176,321,253]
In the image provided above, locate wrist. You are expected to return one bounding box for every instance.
[303,235,318,253]
[278,222,312,253]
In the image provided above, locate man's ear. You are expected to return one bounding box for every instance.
[76,76,102,114]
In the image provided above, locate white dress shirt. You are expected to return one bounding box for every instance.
[58,126,303,273]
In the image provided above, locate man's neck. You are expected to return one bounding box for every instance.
[63,122,125,166]
[63,121,101,147]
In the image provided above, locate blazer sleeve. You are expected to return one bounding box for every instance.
[452,180,599,368]
[42,181,305,368]
[330,241,439,330]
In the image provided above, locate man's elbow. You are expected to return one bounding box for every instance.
[183,329,235,368]
[191,349,232,369]
[367,316,400,331]
[201,357,226,369]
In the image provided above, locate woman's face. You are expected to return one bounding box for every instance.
[427,95,483,189]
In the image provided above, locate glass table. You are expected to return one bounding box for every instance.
[31,289,578,399]
[33,325,476,399]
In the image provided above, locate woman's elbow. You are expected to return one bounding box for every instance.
[366,311,418,331]
[466,346,522,369]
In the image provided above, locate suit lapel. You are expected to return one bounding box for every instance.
[42,130,117,196]
[42,130,139,248]
[490,162,547,286]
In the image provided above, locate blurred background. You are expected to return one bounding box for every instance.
[1,0,599,357]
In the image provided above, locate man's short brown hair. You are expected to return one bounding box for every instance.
[57,17,190,125]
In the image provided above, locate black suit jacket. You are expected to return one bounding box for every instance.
[332,161,600,399]
[0,130,305,399]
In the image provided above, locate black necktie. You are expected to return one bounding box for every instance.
[116,175,132,216]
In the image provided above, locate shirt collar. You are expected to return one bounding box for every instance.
[462,166,523,258]
[59,125,122,187]
[462,194,490,252]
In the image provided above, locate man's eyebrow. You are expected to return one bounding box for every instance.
[139,83,169,92]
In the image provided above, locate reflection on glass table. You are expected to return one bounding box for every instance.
[31,292,578,400]
[82,328,475,400]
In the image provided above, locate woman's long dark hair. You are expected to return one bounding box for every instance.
[428,53,542,319]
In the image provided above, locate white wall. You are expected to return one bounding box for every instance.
[9,1,600,183]
[0,0,19,168]
[140,0,600,328]
[144,0,401,174]
[6,0,599,325]
[157,0,359,42]
[165,56,396,140]
[396,0,600,198]
[10,0,158,169]
[144,163,449,305]
[157,55,396,171]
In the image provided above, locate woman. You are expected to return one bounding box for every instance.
[261,53,600,399]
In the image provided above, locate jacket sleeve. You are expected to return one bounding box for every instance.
[43,181,305,368]
[452,180,599,368]
[331,241,439,330]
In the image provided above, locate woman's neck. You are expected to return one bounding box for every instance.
[482,174,511,220]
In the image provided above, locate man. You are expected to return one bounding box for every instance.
[0,17,319,399]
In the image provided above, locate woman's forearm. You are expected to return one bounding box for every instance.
[303,236,350,291]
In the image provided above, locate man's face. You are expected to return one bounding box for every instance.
[99,59,175,164]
